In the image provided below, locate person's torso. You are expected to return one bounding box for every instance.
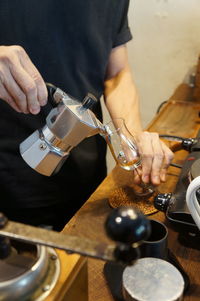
[0,0,122,207]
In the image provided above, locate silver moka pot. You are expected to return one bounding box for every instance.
[20,84,104,176]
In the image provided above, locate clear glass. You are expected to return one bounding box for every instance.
[101,118,154,196]
[103,118,141,170]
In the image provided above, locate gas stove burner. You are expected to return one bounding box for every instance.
[0,240,60,300]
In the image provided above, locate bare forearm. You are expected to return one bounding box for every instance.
[103,45,174,185]
[104,65,143,134]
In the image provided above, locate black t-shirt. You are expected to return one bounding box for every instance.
[0,0,132,209]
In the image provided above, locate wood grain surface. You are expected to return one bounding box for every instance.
[63,55,200,301]
[62,99,200,301]
[46,251,88,301]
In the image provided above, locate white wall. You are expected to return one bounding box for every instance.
[128,0,200,126]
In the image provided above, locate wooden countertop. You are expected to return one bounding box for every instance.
[62,97,200,301]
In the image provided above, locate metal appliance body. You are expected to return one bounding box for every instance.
[186,175,200,231]
[0,207,150,300]
[122,258,184,301]
[20,86,104,176]
[0,241,60,301]
[154,130,200,232]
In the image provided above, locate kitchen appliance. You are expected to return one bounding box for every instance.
[154,130,200,232]
[0,207,150,300]
[186,175,200,231]
[20,83,104,176]
[122,257,184,301]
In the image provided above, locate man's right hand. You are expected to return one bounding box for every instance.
[0,45,47,114]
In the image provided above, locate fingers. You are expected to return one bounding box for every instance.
[150,132,165,185]
[159,141,174,182]
[136,131,154,184]
[10,57,41,114]
[0,45,47,114]
[0,82,21,112]
[1,66,29,113]
[20,49,47,107]
[133,167,142,184]
[136,131,174,186]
